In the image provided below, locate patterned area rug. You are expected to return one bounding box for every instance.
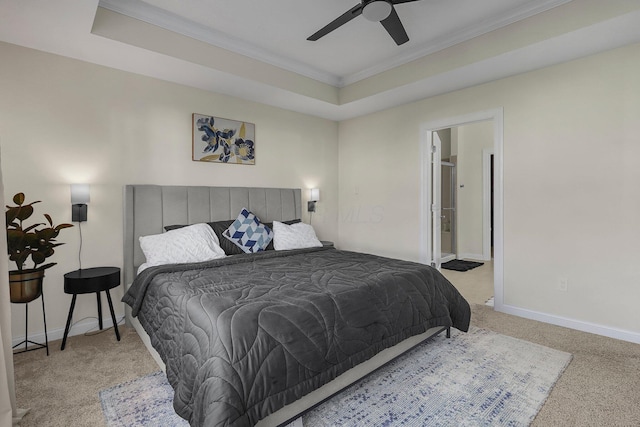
[100,371,188,427]
[100,328,571,426]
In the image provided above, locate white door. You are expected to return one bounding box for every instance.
[430,132,442,270]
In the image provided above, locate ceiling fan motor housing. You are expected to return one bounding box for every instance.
[362,0,393,22]
[308,0,416,45]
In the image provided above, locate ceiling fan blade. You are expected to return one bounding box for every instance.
[307,4,363,41]
[391,0,421,3]
[380,7,409,45]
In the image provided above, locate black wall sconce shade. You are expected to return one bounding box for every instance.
[307,188,319,213]
[70,184,90,222]
[307,201,317,212]
[72,204,87,222]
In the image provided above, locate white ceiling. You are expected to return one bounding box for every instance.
[2,0,640,121]
[102,0,570,87]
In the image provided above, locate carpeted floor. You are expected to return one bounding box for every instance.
[13,304,640,426]
[14,326,159,427]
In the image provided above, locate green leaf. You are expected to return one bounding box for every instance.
[14,250,31,269]
[24,233,39,246]
[36,262,56,271]
[22,223,43,233]
[15,205,34,221]
[31,251,46,265]
[37,228,55,240]
[6,207,19,225]
[5,192,72,271]
[7,230,26,250]
[13,193,25,205]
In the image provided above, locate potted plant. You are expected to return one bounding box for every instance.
[6,192,73,303]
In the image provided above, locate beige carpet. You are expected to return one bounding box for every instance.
[14,326,158,427]
[13,305,640,426]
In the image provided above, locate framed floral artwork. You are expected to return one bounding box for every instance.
[192,113,255,164]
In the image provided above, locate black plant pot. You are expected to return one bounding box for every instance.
[9,269,44,303]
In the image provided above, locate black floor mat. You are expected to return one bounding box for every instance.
[441,259,484,272]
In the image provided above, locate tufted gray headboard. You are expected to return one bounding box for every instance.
[123,185,302,286]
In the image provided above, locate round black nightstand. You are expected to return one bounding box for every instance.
[61,267,121,350]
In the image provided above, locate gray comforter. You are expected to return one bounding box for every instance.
[123,246,471,426]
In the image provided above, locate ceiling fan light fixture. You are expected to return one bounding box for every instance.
[362,0,392,22]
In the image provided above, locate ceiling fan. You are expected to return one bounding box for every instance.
[307,0,421,46]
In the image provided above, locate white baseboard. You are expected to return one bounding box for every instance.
[456,253,487,261]
[11,315,125,350]
[496,303,640,344]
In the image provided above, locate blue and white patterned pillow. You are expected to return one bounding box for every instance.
[223,208,273,253]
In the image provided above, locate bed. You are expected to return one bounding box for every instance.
[122,185,471,427]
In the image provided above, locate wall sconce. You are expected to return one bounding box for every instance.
[308,188,320,212]
[70,184,90,222]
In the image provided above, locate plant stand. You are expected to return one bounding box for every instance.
[10,270,49,356]
[12,291,49,356]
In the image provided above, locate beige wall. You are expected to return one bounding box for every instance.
[339,0,640,104]
[2,38,640,344]
[454,121,494,259]
[0,42,339,341]
[338,42,640,336]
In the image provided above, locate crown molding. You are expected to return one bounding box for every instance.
[98,0,342,87]
[98,0,572,89]
[339,0,573,86]
[3,0,639,122]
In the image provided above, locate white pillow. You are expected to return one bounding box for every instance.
[138,223,226,272]
[137,263,150,275]
[272,221,322,250]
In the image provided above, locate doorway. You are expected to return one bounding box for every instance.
[420,109,504,309]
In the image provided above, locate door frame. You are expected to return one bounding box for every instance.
[431,130,442,270]
[441,160,457,264]
[419,108,504,309]
[482,148,494,261]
